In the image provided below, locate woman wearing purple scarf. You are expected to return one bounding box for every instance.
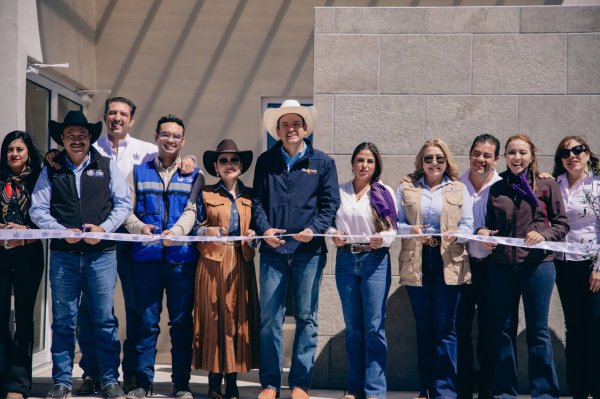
[328,142,397,399]
[478,134,569,398]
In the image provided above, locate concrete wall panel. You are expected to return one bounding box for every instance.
[521,5,600,32]
[519,95,600,154]
[315,7,335,34]
[381,35,472,94]
[427,7,520,33]
[426,96,518,154]
[335,7,426,34]
[567,33,600,94]
[472,34,566,94]
[334,95,425,155]
[314,35,379,94]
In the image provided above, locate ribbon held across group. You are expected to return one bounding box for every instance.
[0,228,596,257]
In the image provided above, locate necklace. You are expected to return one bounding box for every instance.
[353,181,370,201]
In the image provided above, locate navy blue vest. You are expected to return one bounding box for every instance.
[131,160,199,263]
[48,147,114,253]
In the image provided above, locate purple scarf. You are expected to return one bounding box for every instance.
[506,168,539,208]
[370,182,397,227]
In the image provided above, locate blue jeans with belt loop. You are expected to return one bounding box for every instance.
[489,261,559,399]
[336,246,391,399]
[49,250,121,390]
[258,251,326,392]
[405,246,463,398]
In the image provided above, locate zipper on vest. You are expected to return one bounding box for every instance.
[511,194,517,263]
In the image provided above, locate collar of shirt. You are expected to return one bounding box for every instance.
[460,169,501,198]
[97,133,130,154]
[153,155,181,173]
[281,142,307,171]
[416,174,452,191]
[64,154,91,173]
[214,179,247,200]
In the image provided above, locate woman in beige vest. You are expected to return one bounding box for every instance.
[192,139,259,399]
[396,138,474,399]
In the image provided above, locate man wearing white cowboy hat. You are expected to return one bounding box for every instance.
[253,99,340,399]
[29,110,132,399]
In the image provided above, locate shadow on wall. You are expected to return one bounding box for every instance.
[314,285,568,394]
[313,286,419,390]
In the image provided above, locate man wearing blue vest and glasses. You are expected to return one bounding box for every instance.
[122,114,204,399]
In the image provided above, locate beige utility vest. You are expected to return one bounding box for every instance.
[197,187,255,262]
[398,181,471,287]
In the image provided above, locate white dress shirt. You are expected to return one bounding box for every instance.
[329,180,398,247]
[94,134,158,179]
[460,169,502,259]
[555,172,600,262]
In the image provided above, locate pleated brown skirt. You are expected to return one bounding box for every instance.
[192,244,259,372]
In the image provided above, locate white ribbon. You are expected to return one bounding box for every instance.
[0,229,596,256]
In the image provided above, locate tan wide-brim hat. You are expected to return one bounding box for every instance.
[263,99,316,139]
[203,139,253,177]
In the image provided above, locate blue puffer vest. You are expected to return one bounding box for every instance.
[131,160,199,263]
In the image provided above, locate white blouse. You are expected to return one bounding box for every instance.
[555,172,600,263]
[328,180,398,247]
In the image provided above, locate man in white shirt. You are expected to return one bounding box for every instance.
[456,134,502,399]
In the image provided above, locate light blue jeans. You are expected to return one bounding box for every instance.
[259,251,326,391]
[49,250,121,390]
[336,247,391,399]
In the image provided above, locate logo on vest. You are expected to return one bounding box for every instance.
[177,176,194,183]
[86,169,105,177]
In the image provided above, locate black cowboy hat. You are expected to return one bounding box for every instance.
[203,139,253,177]
[48,110,102,146]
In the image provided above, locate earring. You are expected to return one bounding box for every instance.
[216,171,220,177]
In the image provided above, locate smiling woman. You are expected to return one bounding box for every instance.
[396,138,473,399]
[479,133,569,398]
[0,131,45,399]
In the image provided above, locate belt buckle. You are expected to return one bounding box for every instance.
[350,244,362,254]
[425,238,438,247]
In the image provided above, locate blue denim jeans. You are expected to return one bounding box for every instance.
[259,251,326,391]
[133,261,195,390]
[336,247,391,399]
[49,250,121,390]
[456,257,494,399]
[78,242,137,380]
[405,246,462,398]
[489,261,559,399]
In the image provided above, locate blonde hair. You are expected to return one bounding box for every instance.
[412,138,459,181]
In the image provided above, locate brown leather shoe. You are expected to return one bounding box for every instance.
[257,388,278,399]
[290,387,309,399]
[6,393,24,399]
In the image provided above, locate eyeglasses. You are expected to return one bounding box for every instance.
[158,132,183,143]
[423,155,446,164]
[217,157,241,166]
[559,144,586,159]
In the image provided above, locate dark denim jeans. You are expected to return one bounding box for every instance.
[456,257,494,399]
[555,259,600,398]
[49,250,121,390]
[489,261,559,399]
[133,260,195,390]
[259,251,326,392]
[78,242,138,381]
[336,247,391,399]
[405,246,462,398]
[0,242,44,397]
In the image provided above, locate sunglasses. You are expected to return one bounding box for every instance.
[217,157,241,166]
[559,144,586,159]
[423,155,446,164]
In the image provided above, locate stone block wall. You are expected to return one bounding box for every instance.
[311,5,600,392]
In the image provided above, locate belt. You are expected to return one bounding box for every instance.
[342,243,374,254]
[423,238,440,248]
[469,256,487,263]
